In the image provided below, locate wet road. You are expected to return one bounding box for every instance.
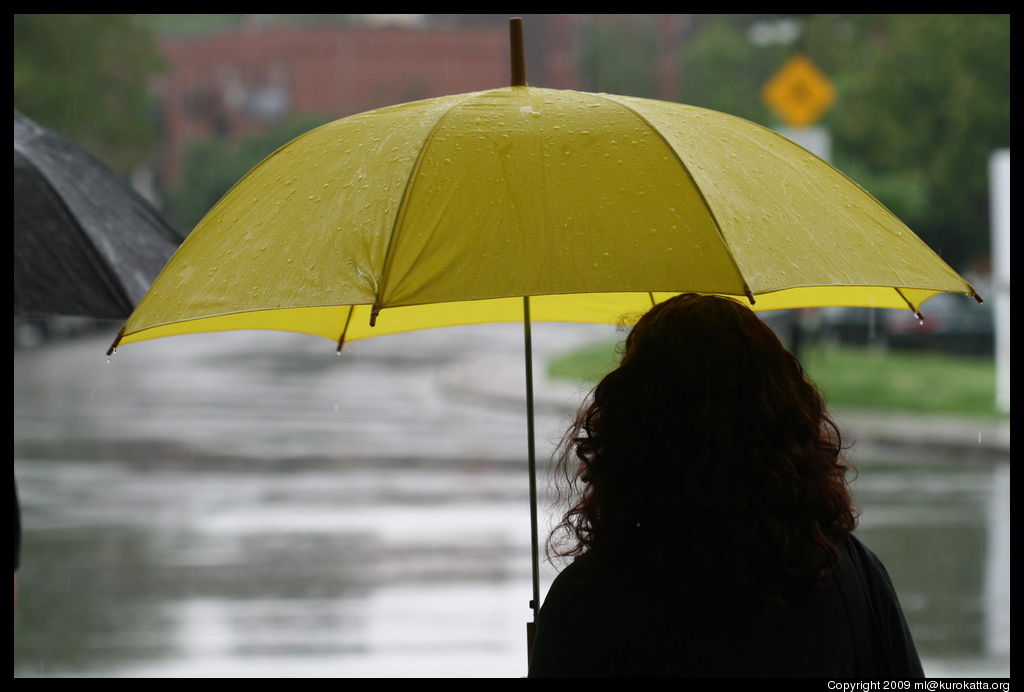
[13,324,1010,677]
[13,323,607,677]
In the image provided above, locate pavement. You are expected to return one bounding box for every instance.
[440,348,1011,466]
[17,320,1010,468]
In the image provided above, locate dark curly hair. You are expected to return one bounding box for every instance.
[549,293,858,614]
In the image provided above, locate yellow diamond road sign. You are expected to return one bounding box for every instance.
[762,54,837,128]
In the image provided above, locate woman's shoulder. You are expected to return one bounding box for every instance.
[530,550,646,677]
[542,551,612,604]
[845,534,900,596]
[844,533,925,677]
[548,549,641,592]
[538,550,640,620]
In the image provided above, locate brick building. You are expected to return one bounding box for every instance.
[153,15,587,188]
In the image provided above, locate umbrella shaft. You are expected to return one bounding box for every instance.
[523,297,541,629]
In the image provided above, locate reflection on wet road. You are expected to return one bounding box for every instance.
[14,325,1009,677]
[14,324,603,677]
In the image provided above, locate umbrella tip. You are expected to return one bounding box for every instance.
[509,17,527,87]
[369,305,380,328]
[336,334,346,355]
[106,329,123,357]
[971,289,984,304]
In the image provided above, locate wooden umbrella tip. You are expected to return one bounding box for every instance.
[509,17,527,87]
[106,329,124,357]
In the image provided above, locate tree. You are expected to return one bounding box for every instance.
[579,15,661,98]
[577,14,1010,270]
[810,14,1010,269]
[13,14,166,176]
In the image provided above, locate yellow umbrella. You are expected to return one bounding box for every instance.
[108,18,980,655]
[111,82,979,348]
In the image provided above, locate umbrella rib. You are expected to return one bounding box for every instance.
[369,91,485,327]
[893,287,924,321]
[587,94,757,306]
[335,305,355,354]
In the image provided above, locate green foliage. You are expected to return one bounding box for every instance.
[13,14,166,175]
[579,15,661,98]
[165,115,333,234]
[819,15,1010,267]
[674,17,791,123]
[547,338,1001,418]
[801,344,999,417]
[548,339,623,384]
[579,13,1010,270]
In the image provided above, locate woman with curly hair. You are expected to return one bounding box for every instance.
[528,293,923,678]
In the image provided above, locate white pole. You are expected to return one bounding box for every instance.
[985,462,1010,657]
[777,125,832,163]
[989,149,1010,412]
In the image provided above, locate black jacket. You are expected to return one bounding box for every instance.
[528,534,923,678]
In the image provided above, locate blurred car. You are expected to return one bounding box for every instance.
[762,290,994,358]
[817,306,888,348]
[886,292,994,356]
[814,292,993,357]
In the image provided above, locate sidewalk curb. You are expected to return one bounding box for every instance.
[830,407,1009,465]
[440,355,1010,464]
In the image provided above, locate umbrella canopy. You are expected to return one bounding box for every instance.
[14,110,182,320]
[113,85,978,349]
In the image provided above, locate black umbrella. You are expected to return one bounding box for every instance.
[14,109,181,319]
[14,110,182,592]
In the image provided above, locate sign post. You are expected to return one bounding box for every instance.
[762,55,838,355]
[762,54,837,129]
[762,54,836,163]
